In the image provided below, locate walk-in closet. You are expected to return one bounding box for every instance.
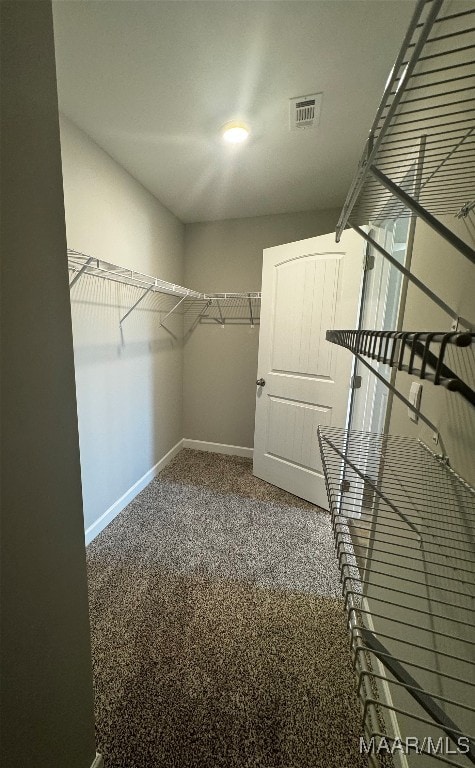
[1,1,474,768]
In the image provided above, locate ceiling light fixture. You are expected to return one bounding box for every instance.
[221,121,250,144]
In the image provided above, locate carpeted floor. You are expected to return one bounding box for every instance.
[87,449,367,768]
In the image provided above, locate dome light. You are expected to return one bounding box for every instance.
[221,121,250,144]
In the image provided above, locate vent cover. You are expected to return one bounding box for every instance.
[289,93,322,131]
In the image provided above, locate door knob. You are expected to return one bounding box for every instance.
[256,378,266,387]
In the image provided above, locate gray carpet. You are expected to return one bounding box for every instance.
[87,449,367,768]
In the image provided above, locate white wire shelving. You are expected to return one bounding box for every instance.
[318,426,475,767]
[67,249,261,327]
[328,0,475,420]
[336,0,475,268]
[326,329,475,408]
[321,1,475,764]
[197,294,261,327]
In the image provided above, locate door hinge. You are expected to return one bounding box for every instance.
[364,252,375,271]
[362,476,376,508]
[351,374,362,389]
[341,479,351,493]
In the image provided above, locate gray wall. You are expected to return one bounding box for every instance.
[375,215,475,756]
[60,116,185,534]
[183,209,340,447]
[0,3,97,767]
[388,214,475,485]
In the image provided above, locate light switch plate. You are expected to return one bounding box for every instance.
[408,382,423,423]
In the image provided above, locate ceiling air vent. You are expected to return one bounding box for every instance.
[289,93,322,131]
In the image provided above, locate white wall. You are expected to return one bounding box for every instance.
[60,116,185,535]
[1,4,97,766]
[183,209,340,448]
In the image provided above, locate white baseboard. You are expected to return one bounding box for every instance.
[84,439,184,545]
[84,437,253,544]
[90,755,104,768]
[183,438,253,458]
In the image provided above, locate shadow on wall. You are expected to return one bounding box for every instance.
[69,273,184,531]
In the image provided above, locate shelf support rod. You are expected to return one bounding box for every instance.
[159,294,187,328]
[197,299,212,324]
[215,299,224,326]
[421,127,474,194]
[360,628,475,764]
[69,257,94,289]
[319,431,422,541]
[351,225,462,323]
[351,350,446,457]
[370,166,475,265]
[248,294,254,327]
[119,285,154,326]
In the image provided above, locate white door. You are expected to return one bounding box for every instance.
[253,230,364,508]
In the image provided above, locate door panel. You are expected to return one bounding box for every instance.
[272,256,339,376]
[267,397,330,471]
[253,230,364,508]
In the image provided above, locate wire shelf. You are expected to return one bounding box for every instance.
[326,329,475,406]
[336,0,475,238]
[318,426,475,766]
[196,295,261,326]
[68,249,203,298]
[68,249,261,326]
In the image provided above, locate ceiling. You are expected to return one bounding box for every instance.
[52,0,416,224]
